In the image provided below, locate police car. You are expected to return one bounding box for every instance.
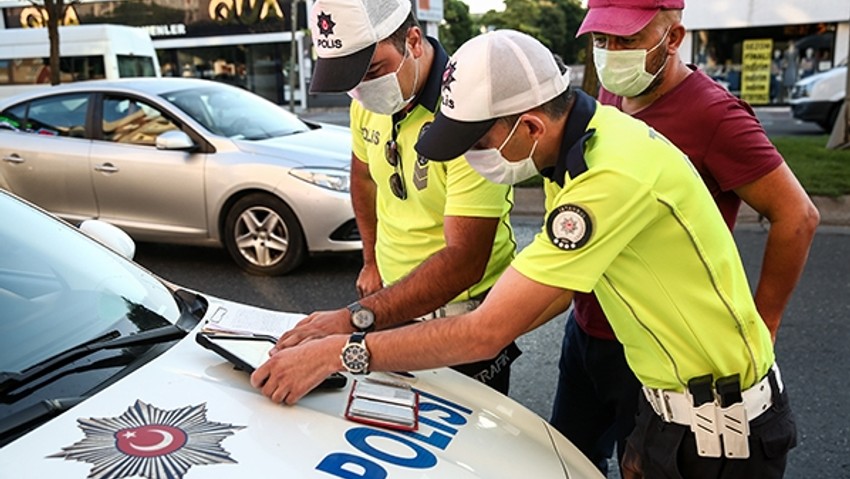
[0,189,603,479]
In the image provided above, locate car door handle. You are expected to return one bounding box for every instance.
[95,163,120,173]
[2,154,24,164]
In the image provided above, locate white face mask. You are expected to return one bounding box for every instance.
[348,46,419,115]
[593,27,670,97]
[465,117,539,185]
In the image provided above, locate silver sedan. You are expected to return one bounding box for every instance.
[0,78,360,275]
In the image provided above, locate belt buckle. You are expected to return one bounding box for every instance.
[647,388,673,423]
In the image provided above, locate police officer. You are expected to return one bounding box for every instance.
[550,0,819,474]
[273,0,520,393]
[253,30,796,478]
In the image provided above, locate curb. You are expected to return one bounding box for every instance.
[513,187,850,227]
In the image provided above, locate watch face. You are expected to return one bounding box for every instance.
[351,308,374,330]
[342,343,369,373]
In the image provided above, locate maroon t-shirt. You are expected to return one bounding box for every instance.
[574,66,784,340]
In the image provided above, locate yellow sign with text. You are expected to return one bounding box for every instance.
[741,39,773,105]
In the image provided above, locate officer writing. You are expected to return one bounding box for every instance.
[252,30,796,478]
[274,0,520,392]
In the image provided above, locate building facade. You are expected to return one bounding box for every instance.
[0,0,442,108]
[681,0,849,105]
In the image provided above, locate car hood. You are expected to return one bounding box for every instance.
[0,295,603,479]
[795,65,846,87]
[233,123,352,169]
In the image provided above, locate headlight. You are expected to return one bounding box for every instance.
[289,167,350,193]
[791,82,814,99]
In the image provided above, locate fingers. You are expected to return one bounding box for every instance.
[356,265,383,298]
[250,362,269,389]
[252,347,330,406]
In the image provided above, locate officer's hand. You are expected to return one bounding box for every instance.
[273,309,351,352]
[356,262,383,298]
[252,336,342,405]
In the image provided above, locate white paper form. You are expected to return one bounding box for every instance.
[202,304,306,338]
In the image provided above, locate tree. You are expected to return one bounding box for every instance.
[475,0,585,64]
[439,0,476,55]
[826,32,850,150]
[29,0,76,86]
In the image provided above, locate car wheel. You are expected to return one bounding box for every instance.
[223,193,306,276]
[819,103,840,132]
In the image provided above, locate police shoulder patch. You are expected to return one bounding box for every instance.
[546,204,593,250]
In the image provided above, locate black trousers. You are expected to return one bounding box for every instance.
[624,371,797,479]
[450,342,521,395]
[549,311,642,475]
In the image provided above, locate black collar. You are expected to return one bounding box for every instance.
[392,36,446,126]
[412,36,446,114]
[541,90,597,187]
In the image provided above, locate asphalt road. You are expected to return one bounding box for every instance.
[134,219,850,479]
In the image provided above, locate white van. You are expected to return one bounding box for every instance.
[0,24,160,99]
[789,59,847,131]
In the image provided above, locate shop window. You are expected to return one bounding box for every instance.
[693,24,837,105]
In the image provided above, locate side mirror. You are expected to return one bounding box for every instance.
[156,130,196,151]
[79,220,136,260]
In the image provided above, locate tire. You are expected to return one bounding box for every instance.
[818,103,840,132]
[223,193,306,276]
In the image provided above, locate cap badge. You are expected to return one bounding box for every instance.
[315,11,342,49]
[440,60,457,110]
[316,11,336,37]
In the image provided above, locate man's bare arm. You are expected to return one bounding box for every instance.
[254,267,569,404]
[735,162,820,339]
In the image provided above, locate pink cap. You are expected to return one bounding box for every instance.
[577,0,684,37]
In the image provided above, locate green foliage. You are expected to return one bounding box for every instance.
[474,0,586,64]
[517,135,850,197]
[772,135,850,197]
[439,0,476,55]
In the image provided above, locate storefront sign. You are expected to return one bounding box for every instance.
[2,0,306,37]
[741,38,773,105]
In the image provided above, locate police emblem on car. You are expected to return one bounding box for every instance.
[49,400,244,479]
[547,204,592,250]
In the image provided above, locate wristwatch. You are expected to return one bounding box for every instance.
[340,332,370,375]
[346,301,375,332]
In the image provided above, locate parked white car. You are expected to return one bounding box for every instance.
[0,189,603,479]
[789,60,847,131]
[0,78,360,276]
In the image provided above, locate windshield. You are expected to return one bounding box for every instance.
[0,192,182,373]
[162,85,310,140]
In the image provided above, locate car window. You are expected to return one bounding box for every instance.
[0,103,27,131]
[102,95,179,146]
[0,192,182,373]
[9,93,89,138]
[163,85,309,140]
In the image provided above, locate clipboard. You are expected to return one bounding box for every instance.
[344,379,419,431]
[195,332,348,389]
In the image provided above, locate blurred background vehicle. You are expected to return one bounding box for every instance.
[0,78,360,275]
[0,24,160,100]
[789,58,847,131]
